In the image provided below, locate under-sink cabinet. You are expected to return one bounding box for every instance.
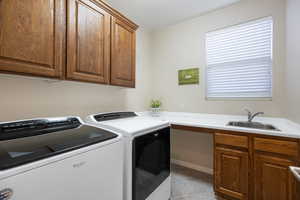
[215,147,249,200]
[214,133,249,200]
[254,154,296,200]
[0,0,138,87]
[214,133,299,200]
[253,137,298,200]
[215,133,299,200]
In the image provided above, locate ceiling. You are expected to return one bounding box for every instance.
[105,0,241,29]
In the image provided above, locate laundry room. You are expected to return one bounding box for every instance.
[0,0,300,199]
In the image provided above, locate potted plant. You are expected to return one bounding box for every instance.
[150,99,162,116]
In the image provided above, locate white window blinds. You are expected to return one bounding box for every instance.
[206,17,273,99]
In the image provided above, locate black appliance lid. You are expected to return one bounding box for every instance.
[0,117,118,170]
[94,112,137,122]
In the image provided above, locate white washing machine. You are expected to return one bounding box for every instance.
[86,112,171,200]
[0,117,123,200]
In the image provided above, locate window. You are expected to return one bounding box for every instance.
[205,17,273,99]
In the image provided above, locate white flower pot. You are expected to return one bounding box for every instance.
[150,107,161,117]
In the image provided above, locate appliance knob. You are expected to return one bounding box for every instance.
[0,188,13,200]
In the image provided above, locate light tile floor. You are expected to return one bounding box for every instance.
[171,164,220,200]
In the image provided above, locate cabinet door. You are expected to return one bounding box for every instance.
[67,0,110,84]
[111,17,136,88]
[0,0,65,78]
[254,154,296,200]
[215,147,249,200]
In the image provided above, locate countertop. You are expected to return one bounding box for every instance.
[138,112,300,139]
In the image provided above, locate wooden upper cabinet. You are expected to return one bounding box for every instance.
[0,0,138,86]
[67,0,111,84]
[215,147,249,200]
[111,17,136,88]
[0,0,65,78]
[254,154,297,200]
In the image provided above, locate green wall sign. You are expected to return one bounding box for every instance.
[178,68,199,85]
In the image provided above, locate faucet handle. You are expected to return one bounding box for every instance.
[244,108,252,120]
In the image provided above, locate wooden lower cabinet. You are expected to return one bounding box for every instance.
[215,147,249,200]
[214,132,299,200]
[254,154,297,200]
[172,126,300,200]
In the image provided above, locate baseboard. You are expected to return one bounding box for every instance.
[171,159,213,175]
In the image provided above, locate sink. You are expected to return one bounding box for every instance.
[227,121,281,131]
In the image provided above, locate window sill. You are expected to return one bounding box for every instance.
[205,97,272,101]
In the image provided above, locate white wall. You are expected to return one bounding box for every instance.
[124,29,153,111]
[150,0,286,171]
[0,29,152,121]
[285,0,300,124]
[151,0,286,117]
[171,129,214,172]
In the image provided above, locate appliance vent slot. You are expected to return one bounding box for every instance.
[0,118,81,140]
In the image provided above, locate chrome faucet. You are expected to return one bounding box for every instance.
[244,109,264,122]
